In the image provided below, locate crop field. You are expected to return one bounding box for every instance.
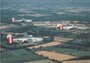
[43,47,90,57]
[1,49,46,63]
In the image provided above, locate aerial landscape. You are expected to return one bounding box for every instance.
[0,0,90,63]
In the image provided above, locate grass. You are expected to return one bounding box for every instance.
[0,23,9,26]
[1,49,45,63]
[1,40,23,49]
[44,47,90,57]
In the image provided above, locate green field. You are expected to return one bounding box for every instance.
[1,49,45,63]
[0,23,9,26]
[43,47,90,57]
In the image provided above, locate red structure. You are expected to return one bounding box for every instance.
[12,18,15,23]
[56,24,64,30]
[7,34,13,44]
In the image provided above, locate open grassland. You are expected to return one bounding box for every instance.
[1,49,45,63]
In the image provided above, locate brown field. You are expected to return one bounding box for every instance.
[54,37,73,42]
[28,42,61,49]
[63,60,90,63]
[25,60,56,63]
[35,51,76,62]
[0,26,8,30]
[28,37,72,49]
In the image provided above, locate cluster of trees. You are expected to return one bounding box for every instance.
[1,9,90,24]
[29,26,60,37]
[76,33,90,47]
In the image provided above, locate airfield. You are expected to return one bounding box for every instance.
[0,21,90,63]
